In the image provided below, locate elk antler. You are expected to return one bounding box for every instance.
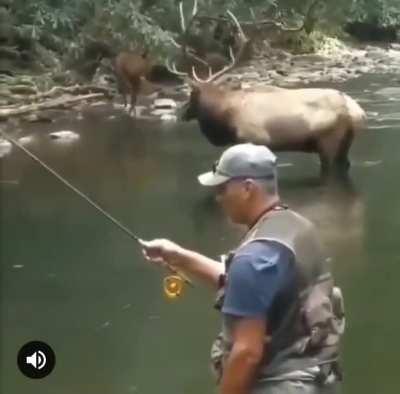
[165,59,189,77]
[190,10,249,84]
[166,1,248,84]
[178,0,199,66]
[166,0,210,79]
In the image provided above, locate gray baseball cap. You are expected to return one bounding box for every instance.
[198,143,277,187]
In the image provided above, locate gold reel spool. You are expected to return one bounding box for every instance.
[163,275,184,300]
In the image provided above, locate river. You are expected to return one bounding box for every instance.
[1,73,399,394]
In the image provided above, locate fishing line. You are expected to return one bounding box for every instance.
[1,130,193,289]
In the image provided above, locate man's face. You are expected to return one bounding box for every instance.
[215,178,251,224]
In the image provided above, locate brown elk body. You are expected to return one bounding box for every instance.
[114,50,151,115]
[182,83,366,175]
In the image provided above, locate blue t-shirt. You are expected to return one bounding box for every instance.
[222,240,296,326]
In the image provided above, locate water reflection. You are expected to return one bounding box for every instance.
[283,179,366,262]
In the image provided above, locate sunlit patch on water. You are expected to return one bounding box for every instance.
[277,162,294,168]
[368,124,396,131]
[375,87,400,97]
[0,179,19,185]
[98,321,111,330]
[353,160,383,167]
[375,113,400,121]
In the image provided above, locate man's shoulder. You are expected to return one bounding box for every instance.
[232,240,294,272]
[237,239,294,258]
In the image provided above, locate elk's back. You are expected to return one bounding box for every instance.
[231,88,353,145]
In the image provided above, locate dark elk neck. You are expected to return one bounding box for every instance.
[196,99,238,146]
[198,114,238,146]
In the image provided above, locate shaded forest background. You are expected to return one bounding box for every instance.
[0,0,399,87]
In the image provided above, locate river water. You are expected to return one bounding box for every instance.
[1,74,399,394]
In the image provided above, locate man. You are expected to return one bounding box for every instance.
[141,143,345,394]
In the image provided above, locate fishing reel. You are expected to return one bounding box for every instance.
[163,275,185,300]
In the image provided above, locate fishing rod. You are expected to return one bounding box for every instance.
[1,130,193,293]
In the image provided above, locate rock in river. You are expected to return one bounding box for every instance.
[0,139,12,158]
[152,98,177,110]
[49,130,80,141]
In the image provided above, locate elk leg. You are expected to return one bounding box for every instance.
[316,126,347,178]
[318,152,332,179]
[334,128,354,172]
[115,74,129,108]
[129,91,137,116]
[129,79,140,116]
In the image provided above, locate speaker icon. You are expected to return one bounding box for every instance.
[18,341,55,379]
[26,351,47,370]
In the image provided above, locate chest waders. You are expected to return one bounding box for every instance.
[210,207,345,386]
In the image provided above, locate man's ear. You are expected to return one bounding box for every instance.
[243,179,256,195]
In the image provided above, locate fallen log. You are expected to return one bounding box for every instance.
[1,84,113,103]
[0,93,105,120]
[31,84,113,100]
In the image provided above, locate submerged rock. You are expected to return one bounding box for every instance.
[152,98,177,110]
[160,113,177,122]
[151,108,176,117]
[49,130,80,141]
[18,135,34,145]
[0,138,12,157]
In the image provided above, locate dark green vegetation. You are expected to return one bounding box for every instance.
[1,0,399,83]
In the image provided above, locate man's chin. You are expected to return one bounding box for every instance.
[225,215,246,230]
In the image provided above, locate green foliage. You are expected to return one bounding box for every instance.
[74,0,176,57]
[11,0,85,38]
[320,0,400,27]
[5,0,400,77]
[348,0,400,26]
[9,0,400,44]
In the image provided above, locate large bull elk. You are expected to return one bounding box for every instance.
[167,1,367,176]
